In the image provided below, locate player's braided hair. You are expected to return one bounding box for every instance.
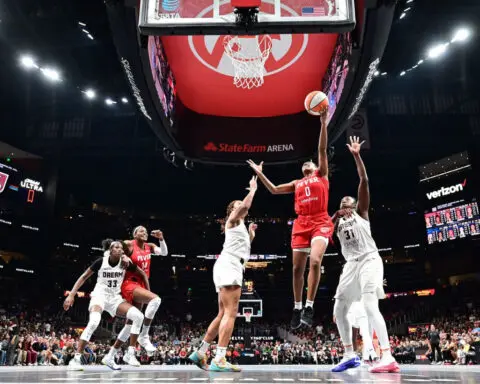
[221,200,238,233]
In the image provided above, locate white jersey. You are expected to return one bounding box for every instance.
[221,222,251,261]
[336,211,378,261]
[90,254,128,296]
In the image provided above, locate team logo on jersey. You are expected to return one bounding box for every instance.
[320,227,331,234]
[188,1,308,77]
[0,172,9,194]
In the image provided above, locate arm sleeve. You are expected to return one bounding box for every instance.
[153,240,168,256]
[126,262,137,272]
[89,258,103,273]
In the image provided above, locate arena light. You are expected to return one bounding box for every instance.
[427,43,449,59]
[451,27,471,43]
[78,21,86,27]
[41,67,61,82]
[417,59,424,65]
[406,0,413,3]
[381,72,387,76]
[20,55,38,69]
[399,12,406,20]
[400,71,406,76]
[83,89,96,99]
[404,7,411,12]
[82,29,89,34]
[121,97,128,103]
[87,34,94,40]
[105,98,117,105]
[374,70,380,77]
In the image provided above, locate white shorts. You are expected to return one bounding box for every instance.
[347,301,367,328]
[89,292,125,317]
[334,252,385,302]
[293,236,329,254]
[213,254,244,293]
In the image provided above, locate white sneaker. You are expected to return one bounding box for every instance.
[102,355,121,371]
[138,335,157,355]
[123,350,140,367]
[68,355,83,371]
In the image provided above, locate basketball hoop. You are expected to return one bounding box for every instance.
[223,35,272,89]
[245,312,253,323]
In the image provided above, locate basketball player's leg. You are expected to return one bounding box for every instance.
[301,236,328,327]
[102,300,144,369]
[69,304,103,370]
[209,285,242,371]
[359,256,398,373]
[190,295,225,370]
[291,250,308,328]
[291,219,311,328]
[131,287,161,351]
[355,301,377,362]
[332,262,361,372]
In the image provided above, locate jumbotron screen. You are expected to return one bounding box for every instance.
[0,160,48,226]
[147,36,176,126]
[425,201,480,244]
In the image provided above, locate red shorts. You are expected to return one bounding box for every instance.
[121,279,146,304]
[291,215,334,250]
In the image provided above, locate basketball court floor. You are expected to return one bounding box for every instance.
[0,364,479,383]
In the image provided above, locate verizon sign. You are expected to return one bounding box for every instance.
[426,179,467,200]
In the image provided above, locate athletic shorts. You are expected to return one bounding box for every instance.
[213,254,244,293]
[334,252,385,302]
[291,214,334,251]
[121,279,146,304]
[89,293,125,317]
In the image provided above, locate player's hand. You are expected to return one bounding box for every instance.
[248,223,258,234]
[63,295,75,311]
[120,255,132,269]
[247,176,257,192]
[246,159,263,174]
[337,208,353,218]
[346,136,365,156]
[320,109,329,125]
[151,230,164,241]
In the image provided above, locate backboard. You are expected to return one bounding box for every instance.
[139,0,356,35]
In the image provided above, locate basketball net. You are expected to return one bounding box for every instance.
[223,35,273,89]
[245,312,252,323]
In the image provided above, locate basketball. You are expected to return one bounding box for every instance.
[304,91,329,116]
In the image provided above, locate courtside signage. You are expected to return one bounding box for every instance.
[426,179,466,200]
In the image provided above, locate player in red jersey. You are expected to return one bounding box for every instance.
[106,226,167,362]
[247,111,332,329]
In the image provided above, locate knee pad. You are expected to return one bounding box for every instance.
[117,324,132,343]
[126,307,144,334]
[80,311,101,342]
[145,296,161,319]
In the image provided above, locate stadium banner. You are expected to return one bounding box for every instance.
[345,109,371,149]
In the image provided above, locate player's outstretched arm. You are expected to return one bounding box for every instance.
[317,112,329,178]
[248,223,258,243]
[63,267,95,311]
[150,230,168,256]
[346,136,369,220]
[246,159,295,194]
[228,176,258,223]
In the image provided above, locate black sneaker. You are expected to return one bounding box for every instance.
[290,309,302,330]
[301,306,314,327]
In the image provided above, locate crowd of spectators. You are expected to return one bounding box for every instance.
[1,303,479,367]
